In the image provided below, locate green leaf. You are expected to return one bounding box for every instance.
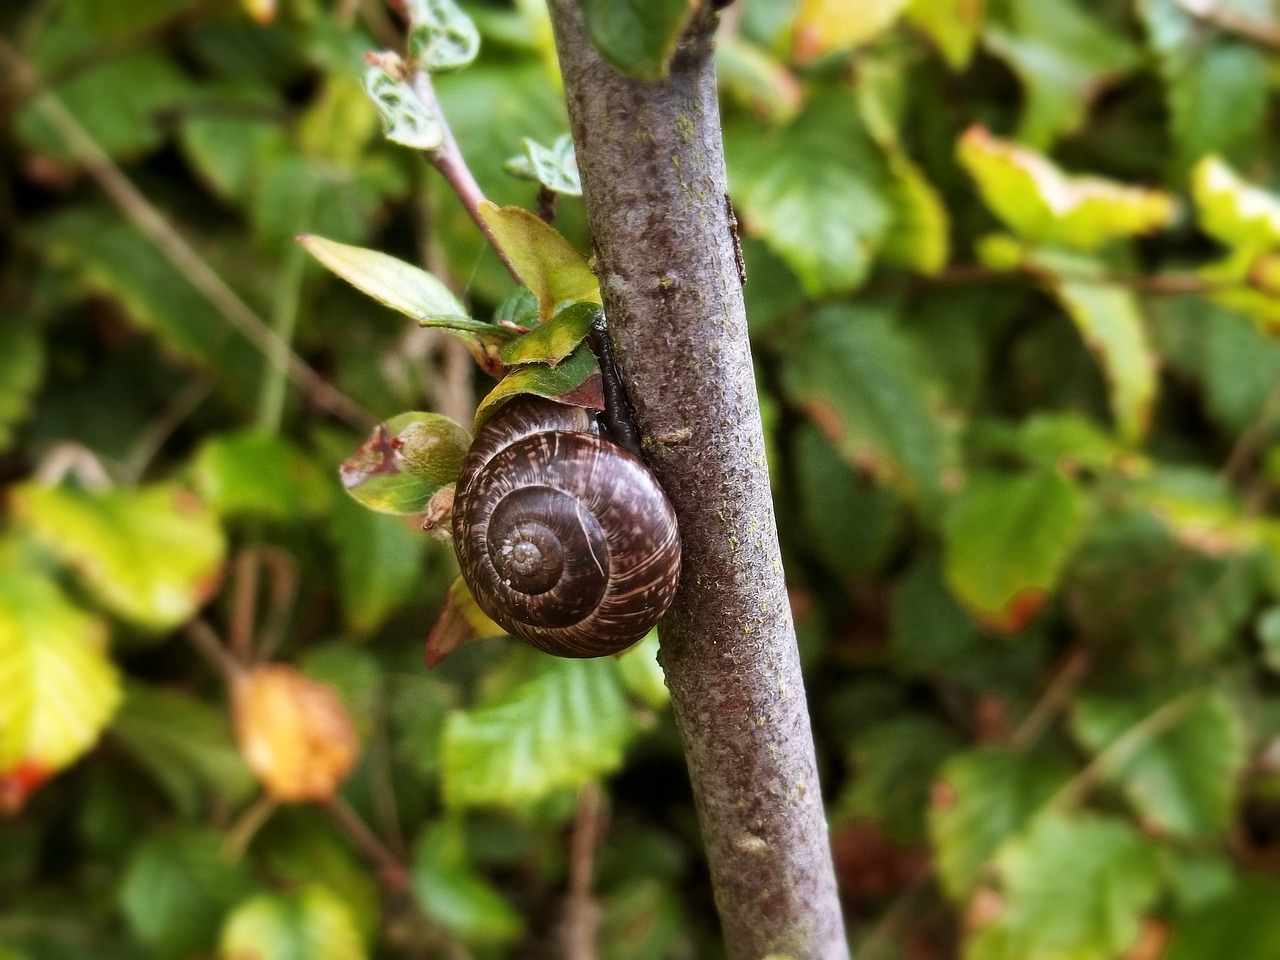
[498,301,599,366]
[890,555,985,679]
[1139,0,1269,171]
[504,134,581,196]
[943,470,1087,632]
[714,35,802,124]
[13,483,226,630]
[777,302,956,512]
[219,885,368,960]
[615,632,669,710]
[259,811,382,947]
[111,682,256,814]
[982,0,1139,148]
[1192,155,1280,256]
[33,207,262,401]
[362,66,443,151]
[410,819,523,943]
[838,714,958,843]
[1165,874,1280,960]
[192,430,333,520]
[727,92,894,296]
[0,317,44,452]
[1071,688,1245,839]
[406,0,481,74]
[474,343,598,428]
[929,748,1071,900]
[907,0,983,68]
[476,202,601,318]
[120,827,255,959]
[794,423,902,578]
[16,51,193,160]
[178,94,287,206]
[580,0,697,79]
[339,412,471,515]
[958,127,1175,250]
[967,811,1163,960]
[0,566,119,796]
[441,658,636,808]
[327,493,425,636]
[972,413,1131,475]
[299,234,469,324]
[878,150,951,274]
[979,241,1159,443]
[1259,605,1280,674]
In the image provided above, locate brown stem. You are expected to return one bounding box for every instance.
[563,784,604,960]
[1222,379,1280,484]
[184,619,245,683]
[409,70,523,284]
[545,4,848,957]
[324,795,411,891]
[1009,647,1093,752]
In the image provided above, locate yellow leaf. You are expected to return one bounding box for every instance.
[477,202,600,320]
[0,566,120,813]
[232,665,359,803]
[958,126,1174,250]
[793,0,910,61]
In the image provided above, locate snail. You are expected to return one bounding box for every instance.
[451,315,681,658]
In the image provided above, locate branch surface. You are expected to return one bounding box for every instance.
[546,4,848,957]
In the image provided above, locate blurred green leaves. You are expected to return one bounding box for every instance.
[13,483,225,630]
[441,658,637,808]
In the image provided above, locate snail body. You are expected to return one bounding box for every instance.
[452,394,681,658]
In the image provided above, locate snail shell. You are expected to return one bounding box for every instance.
[452,395,681,658]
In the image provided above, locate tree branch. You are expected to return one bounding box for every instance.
[545,5,848,958]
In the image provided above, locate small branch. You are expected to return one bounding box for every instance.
[546,3,848,956]
[408,69,522,283]
[1048,689,1206,812]
[1222,379,1280,485]
[184,619,245,683]
[562,783,604,960]
[324,795,410,891]
[1178,0,1280,50]
[223,794,279,859]
[0,40,375,430]
[252,547,299,664]
[119,376,213,485]
[1009,648,1093,752]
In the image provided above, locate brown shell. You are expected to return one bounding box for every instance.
[452,395,681,658]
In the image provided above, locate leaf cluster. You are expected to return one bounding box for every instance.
[4,0,1280,958]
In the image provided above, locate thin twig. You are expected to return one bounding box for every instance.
[0,40,375,429]
[1222,379,1280,484]
[368,686,408,861]
[184,619,245,683]
[228,550,262,665]
[119,376,213,485]
[1048,689,1206,812]
[251,547,298,664]
[223,794,279,860]
[324,795,411,891]
[562,783,605,960]
[857,872,933,960]
[408,69,523,284]
[1009,647,1093,752]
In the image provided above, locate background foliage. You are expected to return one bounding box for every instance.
[4,0,1280,957]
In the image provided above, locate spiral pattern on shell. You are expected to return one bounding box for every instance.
[452,395,681,658]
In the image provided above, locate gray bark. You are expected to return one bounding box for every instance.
[545,5,849,958]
